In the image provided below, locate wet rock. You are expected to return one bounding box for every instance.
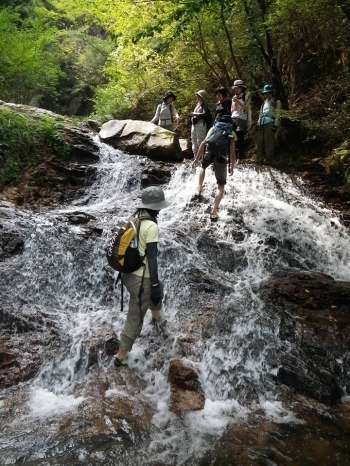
[66,212,94,225]
[140,162,173,187]
[0,226,25,259]
[105,332,119,356]
[260,271,350,403]
[168,359,205,412]
[0,349,18,369]
[170,388,205,414]
[0,102,100,210]
[99,119,183,161]
[179,138,193,160]
[196,231,236,273]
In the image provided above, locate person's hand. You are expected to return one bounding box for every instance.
[272,125,278,133]
[192,158,198,168]
[150,284,162,306]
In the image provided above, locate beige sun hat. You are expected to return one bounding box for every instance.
[195,90,208,101]
[231,79,246,89]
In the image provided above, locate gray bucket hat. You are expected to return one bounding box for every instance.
[137,186,170,210]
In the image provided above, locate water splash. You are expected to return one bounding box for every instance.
[1,141,350,464]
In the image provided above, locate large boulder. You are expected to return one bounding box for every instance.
[99,119,183,161]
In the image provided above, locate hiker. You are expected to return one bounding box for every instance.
[191,114,237,219]
[214,86,232,122]
[256,84,281,164]
[151,91,179,131]
[114,186,170,367]
[231,79,252,164]
[190,89,211,158]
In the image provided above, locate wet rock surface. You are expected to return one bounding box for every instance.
[260,271,350,403]
[168,359,205,413]
[293,159,350,226]
[0,305,59,390]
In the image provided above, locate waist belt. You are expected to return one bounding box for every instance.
[160,119,172,124]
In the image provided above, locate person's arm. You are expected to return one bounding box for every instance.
[145,241,159,285]
[151,104,161,124]
[146,241,162,306]
[247,104,252,128]
[172,105,179,121]
[272,100,281,131]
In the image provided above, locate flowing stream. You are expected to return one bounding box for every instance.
[0,139,349,465]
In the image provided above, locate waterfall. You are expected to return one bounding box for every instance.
[0,138,349,465]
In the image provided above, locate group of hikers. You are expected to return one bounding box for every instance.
[151,81,281,220]
[112,81,281,368]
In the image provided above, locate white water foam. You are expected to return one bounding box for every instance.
[1,142,350,463]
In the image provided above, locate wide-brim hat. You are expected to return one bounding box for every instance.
[137,186,171,210]
[163,91,177,101]
[196,89,208,101]
[231,79,246,89]
[260,84,274,94]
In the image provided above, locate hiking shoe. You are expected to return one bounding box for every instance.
[210,211,219,219]
[114,356,128,368]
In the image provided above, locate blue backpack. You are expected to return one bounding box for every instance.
[206,118,234,157]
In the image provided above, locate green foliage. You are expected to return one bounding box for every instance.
[0,7,63,104]
[0,109,69,185]
[1,0,350,161]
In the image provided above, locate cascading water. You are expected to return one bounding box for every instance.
[0,138,349,465]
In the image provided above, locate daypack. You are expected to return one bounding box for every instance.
[106,216,149,273]
[206,120,234,156]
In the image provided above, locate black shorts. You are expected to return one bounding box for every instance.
[201,152,228,186]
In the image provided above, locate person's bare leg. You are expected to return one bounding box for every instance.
[198,167,206,192]
[211,185,224,216]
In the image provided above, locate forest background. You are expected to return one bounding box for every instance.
[0,0,350,185]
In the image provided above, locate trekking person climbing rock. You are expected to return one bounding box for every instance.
[191,114,236,219]
[190,89,212,158]
[256,84,281,164]
[151,91,179,131]
[114,186,170,367]
[231,79,252,164]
